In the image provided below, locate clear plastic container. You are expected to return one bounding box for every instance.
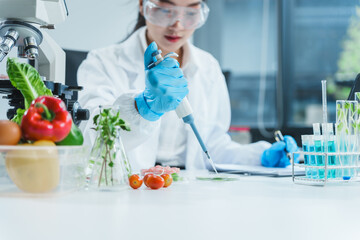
[0,145,89,197]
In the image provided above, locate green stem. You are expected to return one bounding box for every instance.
[106,125,115,185]
[98,155,105,187]
[35,102,55,121]
[104,146,108,186]
[106,143,113,186]
[111,165,113,186]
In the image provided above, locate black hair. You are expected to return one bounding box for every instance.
[132,12,146,35]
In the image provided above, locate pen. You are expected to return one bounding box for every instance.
[274,130,292,162]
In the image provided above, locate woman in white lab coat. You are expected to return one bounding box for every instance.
[78,0,296,172]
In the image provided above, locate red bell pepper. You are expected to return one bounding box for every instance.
[21,96,72,142]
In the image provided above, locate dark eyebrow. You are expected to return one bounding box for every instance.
[188,1,201,7]
[159,0,176,5]
[159,0,202,7]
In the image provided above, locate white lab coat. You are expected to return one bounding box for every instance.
[78,26,271,172]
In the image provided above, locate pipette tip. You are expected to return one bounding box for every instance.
[205,152,218,174]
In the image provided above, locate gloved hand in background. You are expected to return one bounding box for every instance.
[261,135,299,168]
[135,42,189,121]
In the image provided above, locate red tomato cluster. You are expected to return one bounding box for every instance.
[129,173,173,190]
[129,166,179,190]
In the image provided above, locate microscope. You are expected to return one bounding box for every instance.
[0,0,89,125]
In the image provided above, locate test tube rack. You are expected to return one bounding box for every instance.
[291,151,360,186]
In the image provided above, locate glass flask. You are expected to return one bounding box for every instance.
[85,105,132,191]
[336,100,358,179]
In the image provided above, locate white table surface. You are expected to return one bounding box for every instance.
[1,171,360,240]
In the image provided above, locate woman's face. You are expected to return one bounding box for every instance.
[140,0,203,54]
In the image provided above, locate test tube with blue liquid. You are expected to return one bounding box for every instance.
[313,123,324,179]
[306,135,316,179]
[301,135,312,178]
[322,123,336,179]
[308,136,317,179]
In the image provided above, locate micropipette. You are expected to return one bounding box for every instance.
[148,49,218,174]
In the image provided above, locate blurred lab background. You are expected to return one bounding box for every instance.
[1,0,360,145]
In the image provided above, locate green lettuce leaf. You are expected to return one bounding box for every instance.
[6,58,52,109]
[12,108,26,125]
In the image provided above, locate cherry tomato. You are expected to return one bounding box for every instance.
[129,174,143,189]
[146,175,164,190]
[161,174,173,188]
[143,173,154,187]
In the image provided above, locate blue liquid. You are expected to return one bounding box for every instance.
[338,140,351,179]
[337,139,353,179]
[350,142,356,178]
[309,145,317,179]
[314,140,324,179]
[303,144,311,178]
[343,153,351,180]
[344,142,356,179]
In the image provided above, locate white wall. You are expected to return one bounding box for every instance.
[48,0,139,51]
[0,0,139,119]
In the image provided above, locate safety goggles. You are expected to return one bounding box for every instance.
[143,0,210,30]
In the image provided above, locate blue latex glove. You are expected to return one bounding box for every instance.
[135,42,189,121]
[261,135,299,168]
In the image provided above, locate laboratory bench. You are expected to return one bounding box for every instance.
[1,171,360,240]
